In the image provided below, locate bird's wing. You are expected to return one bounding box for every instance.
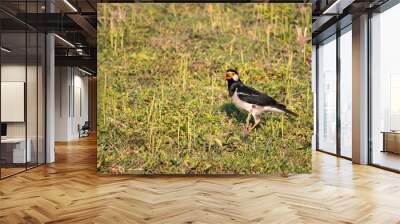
[237,84,277,106]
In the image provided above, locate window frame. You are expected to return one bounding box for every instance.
[314,23,353,160]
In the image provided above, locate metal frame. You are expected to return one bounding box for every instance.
[315,33,336,156]
[374,0,400,13]
[336,23,353,160]
[336,25,341,157]
[315,0,400,172]
[367,0,400,172]
[36,1,39,167]
[25,2,28,172]
[367,11,372,166]
[0,18,2,179]
[0,0,48,180]
[315,21,353,162]
[315,45,319,151]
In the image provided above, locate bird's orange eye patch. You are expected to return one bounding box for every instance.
[225,72,234,78]
[224,72,234,80]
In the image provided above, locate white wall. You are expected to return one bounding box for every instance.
[1,64,25,81]
[55,67,70,141]
[1,63,46,164]
[55,67,89,141]
[1,65,39,137]
[71,72,89,138]
[1,65,26,139]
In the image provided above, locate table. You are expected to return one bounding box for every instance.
[382,131,400,154]
[1,138,31,163]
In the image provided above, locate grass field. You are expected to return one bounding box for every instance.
[97,3,312,175]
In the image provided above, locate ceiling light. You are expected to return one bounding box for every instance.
[76,48,87,56]
[78,67,93,76]
[63,0,78,12]
[1,47,11,53]
[322,0,355,15]
[54,34,75,48]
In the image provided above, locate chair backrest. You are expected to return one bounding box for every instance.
[82,121,90,129]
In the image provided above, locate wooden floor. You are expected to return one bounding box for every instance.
[372,150,400,171]
[0,167,26,178]
[1,136,400,224]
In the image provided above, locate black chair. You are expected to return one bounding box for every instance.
[79,121,90,138]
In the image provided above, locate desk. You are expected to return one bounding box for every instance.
[1,138,31,163]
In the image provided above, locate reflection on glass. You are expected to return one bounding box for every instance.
[1,31,27,177]
[371,4,400,171]
[340,28,352,158]
[318,36,337,154]
[27,31,38,169]
[38,33,46,165]
[0,1,47,179]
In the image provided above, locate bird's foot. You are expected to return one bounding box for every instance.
[242,127,250,136]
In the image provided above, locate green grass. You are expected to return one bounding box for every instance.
[97,3,312,175]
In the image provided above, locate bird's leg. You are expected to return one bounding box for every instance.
[248,115,261,133]
[245,111,252,131]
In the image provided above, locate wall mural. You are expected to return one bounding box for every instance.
[97,3,312,175]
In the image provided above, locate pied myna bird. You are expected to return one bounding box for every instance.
[224,68,297,133]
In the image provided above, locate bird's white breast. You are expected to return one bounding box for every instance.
[232,90,253,112]
[231,90,285,116]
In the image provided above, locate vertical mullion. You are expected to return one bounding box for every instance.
[336,29,341,157]
[69,69,71,118]
[367,11,372,165]
[44,0,48,164]
[36,0,39,167]
[0,21,2,179]
[25,0,28,171]
[316,45,319,151]
[44,33,47,164]
[73,68,75,118]
[60,69,62,117]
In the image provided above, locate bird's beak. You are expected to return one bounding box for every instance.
[224,73,232,80]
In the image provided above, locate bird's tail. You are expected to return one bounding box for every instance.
[275,104,298,117]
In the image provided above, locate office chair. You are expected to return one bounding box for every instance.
[79,121,90,138]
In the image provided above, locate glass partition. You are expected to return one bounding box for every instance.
[339,26,352,158]
[38,32,45,165]
[317,35,337,154]
[371,4,400,171]
[0,2,46,179]
[1,31,28,177]
[27,31,38,169]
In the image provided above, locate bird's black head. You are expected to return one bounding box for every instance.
[224,68,239,82]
